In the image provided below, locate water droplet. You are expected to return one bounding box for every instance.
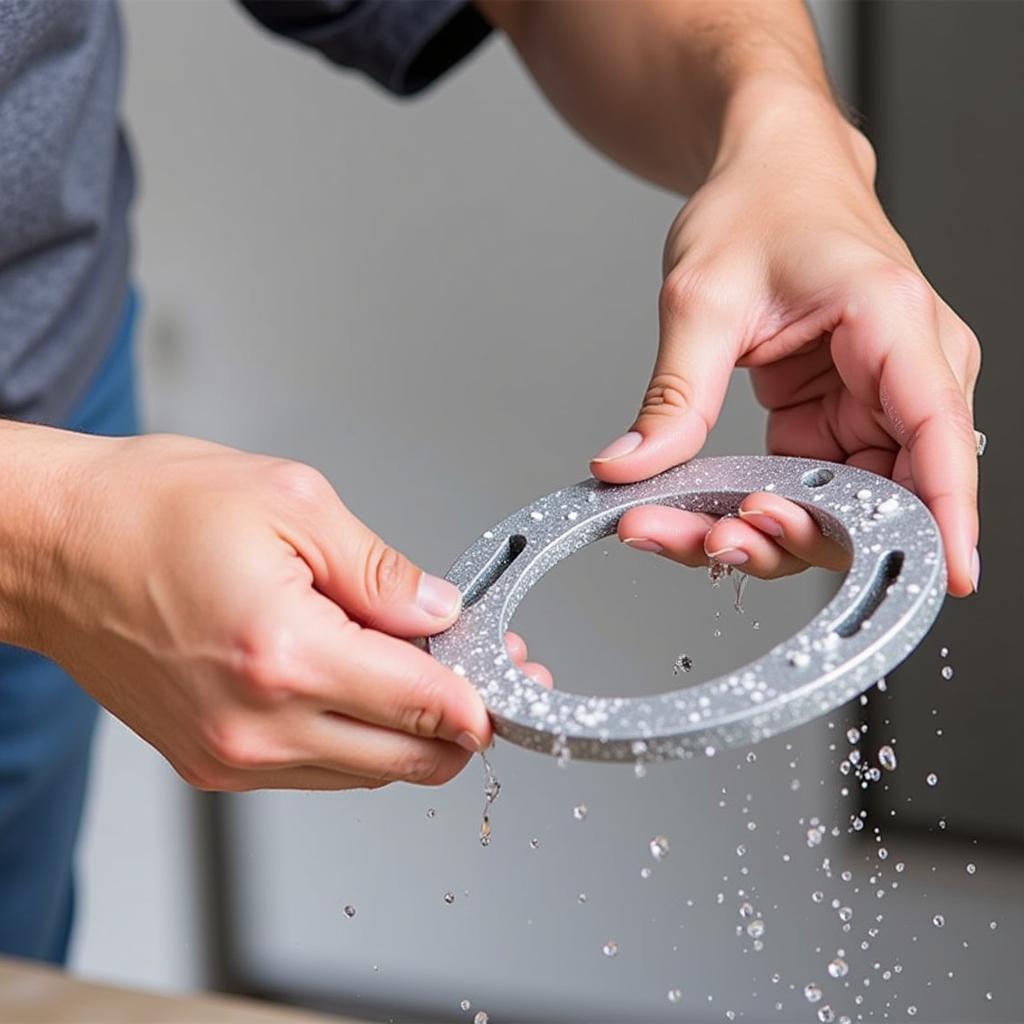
[529,837,540,850]
[640,867,652,880]
[443,891,456,905]
[941,665,954,680]
[736,844,747,857]
[426,807,436,819]
[752,620,760,630]
[602,940,619,958]
[940,646,949,658]
[990,920,998,930]
[818,1007,836,1024]
[838,906,853,923]
[847,727,861,745]
[966,862,977,875]
[460,999,471,1012]
[907,1006,917,1017]
[926,772,939,787]
[577,892,587,904]
[933,914,945,928]
[573,804,588,821]
[804,982,823,1004]
[650,835,670,861]
[529,510,544,521]
[672,653,693,675]
[856,488,873,501]
[667,988,682,1004]
[828,957,849,978]
[474,1012,489,1024]
[812,891,824,904]
[343,905,356,918]
[747,919,765,939]
[878,745,898,771]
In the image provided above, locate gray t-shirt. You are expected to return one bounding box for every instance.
[0,0,491,424]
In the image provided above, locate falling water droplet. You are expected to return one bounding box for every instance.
[529,838,540,850]
[878,745,898,771]
[966,862,977,875]
[667,988,682,1003]
[804,982,823,1004]
[573,804,588,821]
[818,1007,836,1024]
[828,957,849,978]
[474,1012,489,1024]
[672,653,693,675]
[650,835,670,861]
[747,919,765,939]
[933,914,945,928]
[847,727,861,745]
[941,665,954,680]
[602,940,619,958]
[460,999,471,1012]
[426,808,436,819]
[343,905,356,918]
[926,772,939,787]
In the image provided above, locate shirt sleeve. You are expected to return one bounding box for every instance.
[237,1,493,96]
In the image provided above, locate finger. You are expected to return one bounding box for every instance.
[618,505,717,568]
[703,516,808,579]
[591,278,740,483]
[310,713,472,785]
[522,661,554,689]
[303,604,492,752]
[736,493,851,572]
[302,493,462,638]
[195,763,389,793]
[505,631,528,664]
[831,282,979,595]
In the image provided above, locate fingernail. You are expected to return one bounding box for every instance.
[456,731,482,753]
[417,573,462,618]
[971,548,981,593]
[591,431,642,463]
[706,546,749,566]
[738,509,784,538]
[622,537,664,554]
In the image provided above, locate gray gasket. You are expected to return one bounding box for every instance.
[429,456,946,763]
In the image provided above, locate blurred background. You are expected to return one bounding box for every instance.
[69,2,1022,1022]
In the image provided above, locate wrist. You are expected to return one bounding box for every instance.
[0,423,109,651]
[709,73,876,193]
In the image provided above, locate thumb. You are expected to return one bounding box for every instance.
[312,503,462,638]
[590,285,738,484]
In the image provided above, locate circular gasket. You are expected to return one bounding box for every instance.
[428,456,946,763]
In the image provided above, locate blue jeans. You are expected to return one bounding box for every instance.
[0,291,139,964]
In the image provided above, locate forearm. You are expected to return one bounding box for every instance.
[477,0,850,195]
[0,422,99,649]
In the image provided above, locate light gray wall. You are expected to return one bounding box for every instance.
[71,3,1022,1023]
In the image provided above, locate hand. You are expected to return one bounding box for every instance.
[9,430,549,791]
[590,82,981,595]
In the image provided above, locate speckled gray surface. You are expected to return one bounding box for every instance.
[429,456,946,763]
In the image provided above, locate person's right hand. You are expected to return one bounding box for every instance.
[8,430,544,792]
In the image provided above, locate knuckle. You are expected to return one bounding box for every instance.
[400,674,446,739]
[872,263,935,317]
[232,623,301,700]
[176,758,234,793]
[640,370,695,420]
[362,539,411,607]
[266,460,331,507]
[659,266,736,325]
[202,716,266,770]
[394,746,446,785]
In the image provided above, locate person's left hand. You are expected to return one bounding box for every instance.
[588,84,981,595]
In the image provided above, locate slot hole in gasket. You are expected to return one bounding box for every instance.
[462,534,528,608]
[833,549,905,638]
[801,467,835,488]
